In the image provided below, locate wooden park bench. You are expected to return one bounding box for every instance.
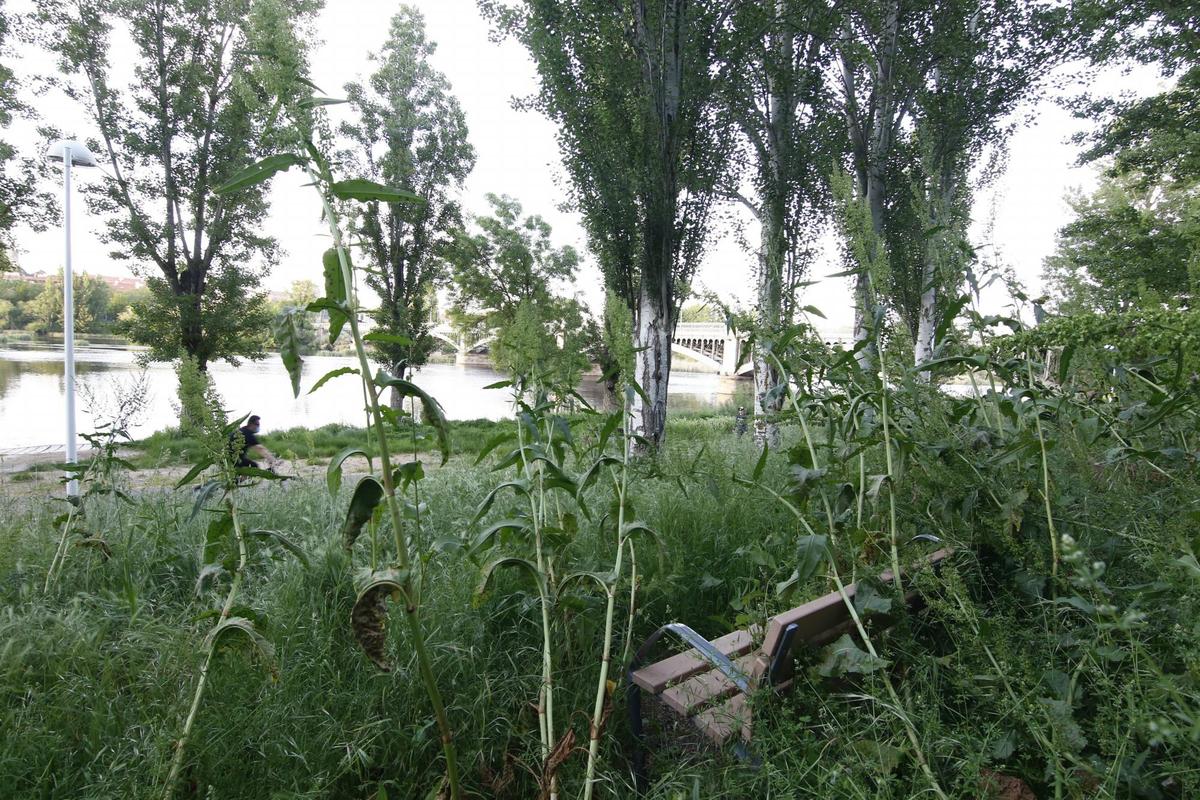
[626,547,953,787]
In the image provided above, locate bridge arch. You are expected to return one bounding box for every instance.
[670,342,722,371]
[429,329,459,351]
[466,334,495,352]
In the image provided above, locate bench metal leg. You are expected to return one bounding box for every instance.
[627,623,755,794]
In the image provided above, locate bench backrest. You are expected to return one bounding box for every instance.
[760,547,953,684]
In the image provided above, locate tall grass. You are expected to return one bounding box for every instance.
[127,419,515,468]
[3,372,1199,797]
[0,414,788,797]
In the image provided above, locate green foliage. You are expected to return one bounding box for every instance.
[491,299,589,392]
[0,3,16,270]
[272,308,304,398]
[447,193,591,384]
[1011,302,1200,388]
[1044,173,1197,313]
[597,288,635,391]
[175,356,225,447]
[19,271,107,334]
[317,247,349,344]
[0,276,40,328]
[447,193,578,324]
[266,280,325,355]
[128,419,514,469]
[1052,68,1200,315]
[340,7,475,382]
[1073,0,1198,71]
[832,170,888,285]
[341,476,384,551]
[35,0,319,371]
[120,271,274,368]
[713,0,838,365]
[1081,66,1200,192]
[4,371,1200,797]
[0,273,151,337]
[0,3,54,272]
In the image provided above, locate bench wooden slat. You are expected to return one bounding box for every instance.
[693,693,750,745]
[761,547,952,656]
[631,547,954,785]
[630,628,756,694]
[659,653,760,717]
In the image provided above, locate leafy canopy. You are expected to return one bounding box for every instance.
[36,0,319,369]
[341,6,475,380]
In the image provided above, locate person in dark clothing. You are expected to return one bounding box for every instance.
[230,415,277,469]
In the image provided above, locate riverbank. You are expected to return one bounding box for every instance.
[0,407,743,491]
[1,346,749,448]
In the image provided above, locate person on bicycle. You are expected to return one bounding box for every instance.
[231,415,277,470]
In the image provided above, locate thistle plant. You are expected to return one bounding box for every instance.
[469,372,654,798]
[162,358,300,799]
[43,372,149,592]
[213,81,462,798]
[471,377,580,798]
[579,386,640,800]
[471,359,639,796]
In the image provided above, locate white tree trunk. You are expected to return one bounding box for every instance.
[914,268,938,380]
[753,232,783,448]
[630,288,672,451]
[915,174,957,381]
[752,2,789,449]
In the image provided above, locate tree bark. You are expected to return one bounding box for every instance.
[628,0,684,451]
[389,360,411,411]
[914,173,958,379]
[631,286,672,451]
[752,1,790,448]
[913,262,938,376]
[842,0,901,377]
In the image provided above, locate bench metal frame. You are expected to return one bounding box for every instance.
[626,547,952,793]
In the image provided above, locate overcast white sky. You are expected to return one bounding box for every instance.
[7,0,1169,334]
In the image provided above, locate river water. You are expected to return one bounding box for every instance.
[0,345,743,450]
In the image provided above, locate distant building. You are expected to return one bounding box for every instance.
[13,270,146,292]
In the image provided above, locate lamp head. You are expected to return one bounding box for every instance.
[45,140,98,168]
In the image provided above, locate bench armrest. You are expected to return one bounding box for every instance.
[628,622,754,792]
[629,622,753,694]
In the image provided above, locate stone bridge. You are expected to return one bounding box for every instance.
[430,321,855,376]
[430,323,495,364]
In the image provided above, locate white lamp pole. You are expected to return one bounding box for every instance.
[45,139,98,498]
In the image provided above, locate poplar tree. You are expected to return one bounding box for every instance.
[715,0,839,443]
[341,6,475,402]
[482,0,732,448]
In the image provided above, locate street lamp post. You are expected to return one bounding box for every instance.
[45,140,98,498]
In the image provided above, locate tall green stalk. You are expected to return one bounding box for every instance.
[514,408,557,795]
[44,498,83,593]
[1026,358,1060,586]
[769,352,948,800]
[582,392,631,800]
[877,339,905,596]
[162,495,247,800]
[307,166,461,799]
